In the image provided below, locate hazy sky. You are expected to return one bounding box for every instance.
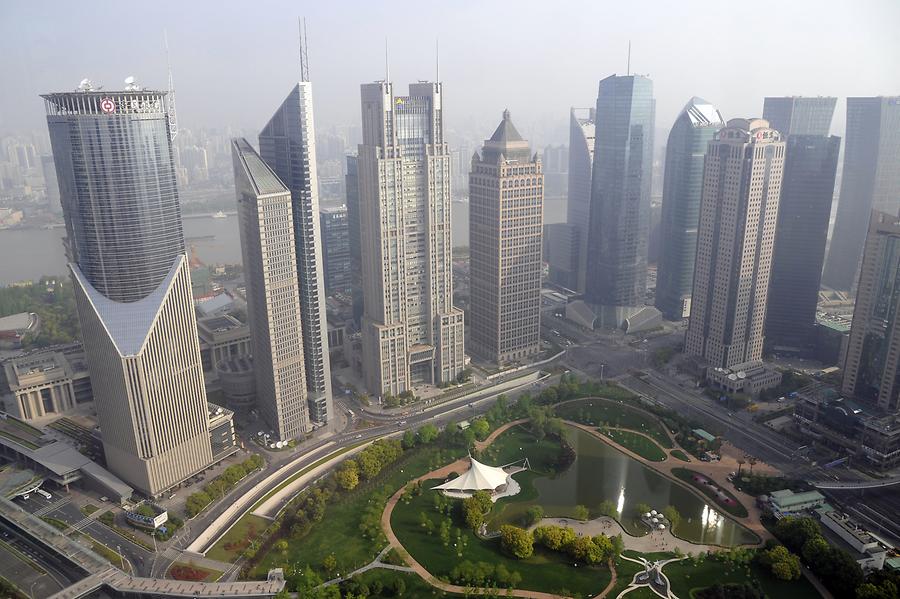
[1,0,898,144]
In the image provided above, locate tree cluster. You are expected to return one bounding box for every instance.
[0,277,80,348]
[461,490,493,530]
[449,560,523,589]
[499,525,534,559]
[773,517,865,596]
[532,524,619,564]
[757,544,801,581]
[185,454,264,517]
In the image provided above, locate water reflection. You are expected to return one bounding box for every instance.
[489,426,758,546]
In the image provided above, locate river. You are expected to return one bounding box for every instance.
[0,198,567,287]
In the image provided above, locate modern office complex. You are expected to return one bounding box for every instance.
[469,110,543,365]
[684,119,785,369]
[232,138,309,440]
[345,155,364,324]
[586,75,655,327]
[655,97,724,320]
[320,205,352,295]
[762,96,837,137]
[563,107,595,293]
[357,81,465,396]
[544,223,579,291]
[765,134,841,353]
[259,82,332,425]
[43,85,214,496]
[842,211,900,413]
[823,97,900,291]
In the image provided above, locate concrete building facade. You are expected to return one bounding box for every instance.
[232,138,309,440]
[259,83,332,424]
[357,82,465,396]
[684,119,785,368]
[655,97,725,321]
[1,345,92,422]
[320,206,352,295]
[469,110,543,365]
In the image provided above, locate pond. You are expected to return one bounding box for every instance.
[486,426,759,547]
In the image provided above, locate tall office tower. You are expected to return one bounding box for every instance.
[684,119,785,368]
[765,134,841,353]
[762,96,837,137]
[232,139,308,440]
[544,223,579,290]
[320,206,352,295]
[565,108,595,293]
[345,155,364,324]
[40,155,61,213]
[358,81,465,396]
[259,83,332,425]
[824,97,900,291]
[469,110,543,365]
[586,75,655,327]
[655,97,724,321]
[842,211,900,412]
[43,86,213,496]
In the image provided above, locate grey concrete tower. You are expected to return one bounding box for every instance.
[259,82,332,425]
[232,138,309,440]
[43,85,214,496]
[469,110,543,365]
[762,96,837,137]
[357,81,465,396]
[586,75,655,327]
[684,119,785,368]
[823,97,900,291]
[655,97,725,320]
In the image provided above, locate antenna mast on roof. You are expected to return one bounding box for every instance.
[626,40,631,76]
[165,29,178,141]
[436,38,440,82]
[385,37,390,83]
[298,17,310,82]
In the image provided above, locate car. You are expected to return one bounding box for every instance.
[21,494,29,500]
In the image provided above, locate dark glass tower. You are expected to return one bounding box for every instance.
[762,96,837,137]
[823,97,900,291]
[259,83,332,424]
[566,107,595,293]
[766,134,841,352]
[655,97,724,321]
[586,75,655,327]
[345,154,363,325]
[43,90,185,302]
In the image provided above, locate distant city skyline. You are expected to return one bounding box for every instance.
[1,1,898,146]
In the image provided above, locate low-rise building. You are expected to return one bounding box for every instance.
[816,508,887,570]
[706,361,782,396]
[0,312,39,349]
[197,313,251,374]
[215,356,255,410]
[768,488,827,517]
[1,344,93,422]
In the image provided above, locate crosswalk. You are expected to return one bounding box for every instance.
[33,496,71,517]
[69,515,100,532]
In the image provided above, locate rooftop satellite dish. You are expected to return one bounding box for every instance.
[77,78,94,91]
[124,76,135,85]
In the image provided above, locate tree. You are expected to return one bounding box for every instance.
[322,553,337,574]
[592,534,614,560]
[533,525,577,551]
[801,536,830,567]
[335,460,359,491]
[573,505,590,520]
[774,516,821,552]
[597,500,617,518]
[274,539,288,554]
[525,505,544,526]
[635,503,652,516]
[418,423,439,444]
[402,429,417,449]
[500,525,533,559]
[760,545,801,581]
[566,536,603,564]
[610,533,625,558]
[471,418,491,441]
[736,457,746,478]
[663,505,681,529]
[440,519,451,546]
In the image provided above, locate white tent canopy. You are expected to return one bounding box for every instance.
[433,457,509,492]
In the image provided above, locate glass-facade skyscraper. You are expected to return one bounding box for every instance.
[43,87,218,496]
[823,97,900,291]
[565,107,595,293]
[762,96,837,137]
[655,97,724,321]
[586,75,655,327]
[259,83,332,425]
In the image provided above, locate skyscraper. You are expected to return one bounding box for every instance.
[842,211,900,413]
[564,108,595,293]
[43,85,213,496]
[655,97,725,321]
[345,155,363,324]
[232,138,308,440]
[762,96,837,137]
[823,97,900,291]
[358,81,465,396]
[469,110,543,365]
[684,119,785,368]
[259,82,332,425]
[765,134,841,353]
[586,75,655,327]
[320,205,352,295]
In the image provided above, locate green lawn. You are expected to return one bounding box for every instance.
[663,558,821,599]
[556,398,673,448]
[671,468,749,518]
[392,479,611,598]
[670,449,691,462]
[602,429,667,461]
[348,569,460,597]
[80,504,99,517]
[608,557,644,597]
[206,514,270,563]
[251,445,466,580]
[477,424,562,475]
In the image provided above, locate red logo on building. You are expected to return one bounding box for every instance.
[100,97,116,114]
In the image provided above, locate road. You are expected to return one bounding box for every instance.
[0,518,79,597]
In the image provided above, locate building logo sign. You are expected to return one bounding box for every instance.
[100,97,116,114]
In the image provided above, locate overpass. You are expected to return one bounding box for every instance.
[811,475,900,490]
